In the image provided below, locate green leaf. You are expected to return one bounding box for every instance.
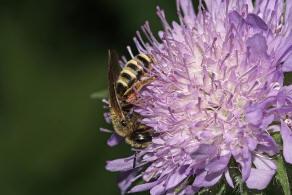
[233,175,251,195]
[275,155,291,195]
[90,89,108,99]
[271,132,282,147]
[198,188,208,194]
[238,179,248,195]
[217,183,226,195]
[174,186,183,194]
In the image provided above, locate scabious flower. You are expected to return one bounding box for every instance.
[103,0,292,194]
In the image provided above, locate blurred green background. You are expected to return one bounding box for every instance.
[0,1,178,194]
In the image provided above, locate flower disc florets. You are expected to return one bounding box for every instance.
[104,0,292,194]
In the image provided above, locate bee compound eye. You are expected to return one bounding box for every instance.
[121,120,127,126]
[133,133,152,144]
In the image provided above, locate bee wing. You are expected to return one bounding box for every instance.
[108,49,125,120]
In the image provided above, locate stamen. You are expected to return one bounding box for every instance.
[99,128,113,133]
[127,46,135,59]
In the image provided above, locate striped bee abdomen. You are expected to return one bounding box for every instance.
[116,67,136,96]
[116,53,153,97]
[116,81,128,96]
[135,54,151,69]
[121,72,134,84]
[126,62,143,79]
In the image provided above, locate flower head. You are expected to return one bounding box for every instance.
[103,0,292,194]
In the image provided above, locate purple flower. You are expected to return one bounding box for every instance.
[104,0,292,194]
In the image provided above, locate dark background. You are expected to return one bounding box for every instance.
[0,0,178,195]
[1,0,292,195]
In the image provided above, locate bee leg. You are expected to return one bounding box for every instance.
[135,75,157,91]
[125,76,157,103]
[149,53,157,64]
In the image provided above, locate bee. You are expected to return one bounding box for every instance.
[107,49,155,149]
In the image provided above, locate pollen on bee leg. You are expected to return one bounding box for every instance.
[126,86,140,103]
[126,76,157,103]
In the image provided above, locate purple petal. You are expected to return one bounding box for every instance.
[245,153,277,190]
[190,144,218,161]
[246,137,258,151]
[152,137,165,144]
[245,107,263,126]
[224,169,234,188]
[118,169,139,195]
[255,0,282,22]
[150,181,166,195]
[246,14,268,31]
[204,0,218,15]
[106,156,135,172]
[268,105,292,114]
[107,133,124,147]
[228,11,245,27]
[246,33,268,63]
[103,112,112,124]
[286,1,292,27]
[193,170,222,187]
[281,120,292,163]
[128,181,159,193]
[259,114,274,129]
[166,170,188,190]
[178,0,196,26]
[233,148,252,181]
[282,52,292,72]
[205,153,231,173]
[277,89,287,107]
[245,168,275,190]
[241,158,252,181]
[253,156,277,170]
[275,32,292,65]
[257,134,280,156]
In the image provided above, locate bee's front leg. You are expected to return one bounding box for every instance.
[125,76,157,103]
